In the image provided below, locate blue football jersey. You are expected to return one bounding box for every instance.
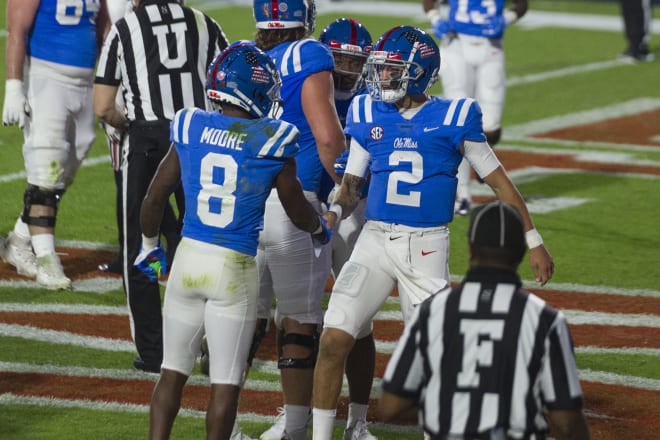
[446,0,508,39]
[267,39,334,195]
[345,95,487,226]
[29,0,100,68]
[170,108,300,256]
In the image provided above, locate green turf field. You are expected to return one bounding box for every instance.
[0,1,658,438]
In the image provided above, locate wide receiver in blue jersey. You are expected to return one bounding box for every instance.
[135,41,331,440]
[423,0,529,215]
[1,0,109,289]
[312,25,554,440]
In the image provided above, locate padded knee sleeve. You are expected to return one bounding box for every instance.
[21,184,64,227]
[277,328,319,369]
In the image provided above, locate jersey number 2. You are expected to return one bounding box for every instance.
[386,151,422,207]
[198,153,238,228]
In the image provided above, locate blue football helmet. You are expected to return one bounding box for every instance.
[206,40,282,118]
[318,18,372,98]
[365,26,440,103]
[253,0,316,35]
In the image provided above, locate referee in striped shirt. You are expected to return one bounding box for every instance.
[93,0,229,373]
[380,202,590,440]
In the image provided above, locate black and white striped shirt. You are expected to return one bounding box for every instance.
[95,0,229,122]
[382,267,584,439]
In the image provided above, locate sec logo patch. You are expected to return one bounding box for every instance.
[370,126,384,140]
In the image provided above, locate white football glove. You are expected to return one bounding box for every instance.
[2,79,29,128]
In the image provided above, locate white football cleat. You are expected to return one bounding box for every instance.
[260,407,286,440]
[36,252,72,290]
[1,232,37,277]
[343,420,377,440]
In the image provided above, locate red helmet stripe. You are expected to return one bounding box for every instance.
[271,0,279,20]
[348,18,358,46]
[376,26,402,51]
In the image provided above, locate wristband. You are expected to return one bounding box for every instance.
[525,228,544,249]
[504,9,520,25]
[426,9,442,25]
[142,234,159,249]
[5,79,24,93]
[329,204,343,221]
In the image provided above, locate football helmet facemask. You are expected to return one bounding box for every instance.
[365,26,440,103]
[253,0,316,36]
[318,18,372,99]
[206,40,282,118]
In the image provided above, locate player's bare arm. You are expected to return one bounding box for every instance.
[301,70,346,184]
[277,157,324,234]
[93,83,128,129]
[325,173,365,229]
[482,166,555,285]
[5,0,39,81]
[140,145,182,239]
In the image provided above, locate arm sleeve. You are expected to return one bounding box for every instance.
[344,137,370,179]
[463,140,501,179]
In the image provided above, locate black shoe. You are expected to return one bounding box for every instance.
[98,255,122,274]
[133,357,161,373]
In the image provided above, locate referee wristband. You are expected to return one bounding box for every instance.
[142,234,159,249]
[525,228,544,249]
[329,204,343,221]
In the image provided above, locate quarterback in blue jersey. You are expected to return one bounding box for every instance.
[312,26,554,440]
[137,42,330,440]
[252,1,346,438]
[1,0,109,289]
[424,0,529,215]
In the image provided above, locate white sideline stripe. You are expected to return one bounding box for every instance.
[506,98,660,138]
[0,155,110,183]
[578,369,660,391]
[506,60,632,87]
[496,143,660,164]
[0,277,124,292]
[0,302,127,315]
[0,323,134,352]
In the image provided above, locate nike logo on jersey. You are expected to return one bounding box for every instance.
[423,127,440,132]
[421,250,437,256]
[389,235,402,241]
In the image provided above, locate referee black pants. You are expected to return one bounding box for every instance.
[620,0,652,54]
[122,120,182,368]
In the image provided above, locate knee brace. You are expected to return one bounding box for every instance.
[246,318,269,367]
[277,327,319,369]
[21,185,64,227]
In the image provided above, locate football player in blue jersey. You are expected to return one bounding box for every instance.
[1,0,110,289]
[423,0,529,216]
[311,25,554,440]
[136,41,331,440]
[251,1,347,438]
